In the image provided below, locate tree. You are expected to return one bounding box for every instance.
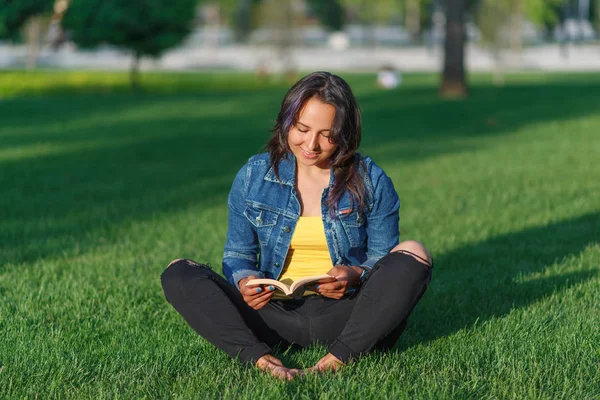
[61,0,198,89]
[440,0,468,97]
[0,0,53,69]
[0,0,52,40]
[306,0,344,31]
[477,0,561,85]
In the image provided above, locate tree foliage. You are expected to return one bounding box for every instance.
[306,0,344,31]
[62,0,197,58]
[0,0,53,40]
[62,0,197,88]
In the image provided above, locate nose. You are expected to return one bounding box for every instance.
[306,132,320,151]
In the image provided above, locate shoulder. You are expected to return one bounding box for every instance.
[355,154,398,207]
[247,152,270,165]
[356,154,391,184]
[235,153,270,175]
[231,153,270,186]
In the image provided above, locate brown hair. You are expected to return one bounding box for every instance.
[266,71,366,215]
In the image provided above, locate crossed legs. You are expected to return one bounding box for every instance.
[161,240,432,376]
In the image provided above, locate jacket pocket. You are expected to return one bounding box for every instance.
[338,208,366,247]
[244,205,279,246]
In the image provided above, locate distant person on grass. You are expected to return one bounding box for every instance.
[161,71,433,379]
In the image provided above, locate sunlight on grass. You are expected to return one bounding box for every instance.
[1,71,599,399]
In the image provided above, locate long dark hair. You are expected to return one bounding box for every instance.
[266,71,366,215]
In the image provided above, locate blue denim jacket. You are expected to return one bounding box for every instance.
[222,153,400,287]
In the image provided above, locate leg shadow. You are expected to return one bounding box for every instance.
[396,211,600,350]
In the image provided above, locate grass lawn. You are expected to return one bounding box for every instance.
[0,70,599,399]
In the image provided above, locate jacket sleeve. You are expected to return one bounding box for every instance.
[222,163,265,288]
[359,165,400,270]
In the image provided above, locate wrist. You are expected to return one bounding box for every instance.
[348,266,363,286]
[237,276,252,290]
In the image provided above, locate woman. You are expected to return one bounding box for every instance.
[161,71,433,380]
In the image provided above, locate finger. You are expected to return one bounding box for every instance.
[242,284,266,297]
[318,291,344,300]
[318,286,346,294]
[316,281,345,291]
[256,287,275,299]
[317,277,337,284]
[248,290,272,305]
[242,289,269,307]
[317,287,346,298]
[253,295,273,310]
[250,292,274,309]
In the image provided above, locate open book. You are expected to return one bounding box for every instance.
[245,274,335,296]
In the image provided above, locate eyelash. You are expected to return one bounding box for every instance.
[297,128,330,139]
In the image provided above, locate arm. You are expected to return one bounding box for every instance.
[359,166,400,271]
[222,164,265,287]
[317,163,399,299]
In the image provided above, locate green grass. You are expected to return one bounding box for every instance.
[1,70,599,399]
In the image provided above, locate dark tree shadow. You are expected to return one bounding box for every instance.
[394,212,600,351]
[357,78,600,165]
[1,74,599,271]
[0,91,284,266]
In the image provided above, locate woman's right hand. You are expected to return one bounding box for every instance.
[238,276,275,310]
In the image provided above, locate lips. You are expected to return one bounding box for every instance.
[300,148,319,159]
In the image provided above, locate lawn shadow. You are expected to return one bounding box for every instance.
[0,91,284,266]
[394,211,600,352]
[358,76,600,163]
[2,74,600,269]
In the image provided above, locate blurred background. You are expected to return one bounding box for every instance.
[1,0,599,94]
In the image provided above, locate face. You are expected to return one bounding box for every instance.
[288,97,338,170]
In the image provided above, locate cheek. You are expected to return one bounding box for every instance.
[287,130,302,146]
[322,141,337,154]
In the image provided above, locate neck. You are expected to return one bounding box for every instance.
[296,163,331,187]
[298,162,330,176]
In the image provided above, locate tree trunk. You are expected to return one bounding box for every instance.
[440,0,468,98]
[26,16,42,70]
[509,0,523,54]
[406,0,421,42]
[234,0,252,43]
[130,52,141,91]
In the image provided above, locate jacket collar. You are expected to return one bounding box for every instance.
[264,154,296,186]
[264,153,335,187]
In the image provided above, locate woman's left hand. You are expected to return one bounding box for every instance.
[315,265,363,299]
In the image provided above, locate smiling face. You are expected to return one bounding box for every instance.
[287,97,338,171]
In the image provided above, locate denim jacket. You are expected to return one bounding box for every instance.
[222,152,400,287]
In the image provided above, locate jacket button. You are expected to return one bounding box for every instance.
[274,262,280,267]
[256,217,262,224]
[283,226,291,233]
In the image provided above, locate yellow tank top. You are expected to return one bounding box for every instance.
[276,216,332,298]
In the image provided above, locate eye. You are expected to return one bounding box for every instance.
[320,132,330,139]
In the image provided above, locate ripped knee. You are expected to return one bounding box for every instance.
[166,258,205,269]
[391,240,433,268]
[167,258,187,268]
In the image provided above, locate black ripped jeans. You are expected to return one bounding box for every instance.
[161,252,432,364]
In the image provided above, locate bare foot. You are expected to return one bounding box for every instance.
[306,353,345,373]
[256,354,301,380]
